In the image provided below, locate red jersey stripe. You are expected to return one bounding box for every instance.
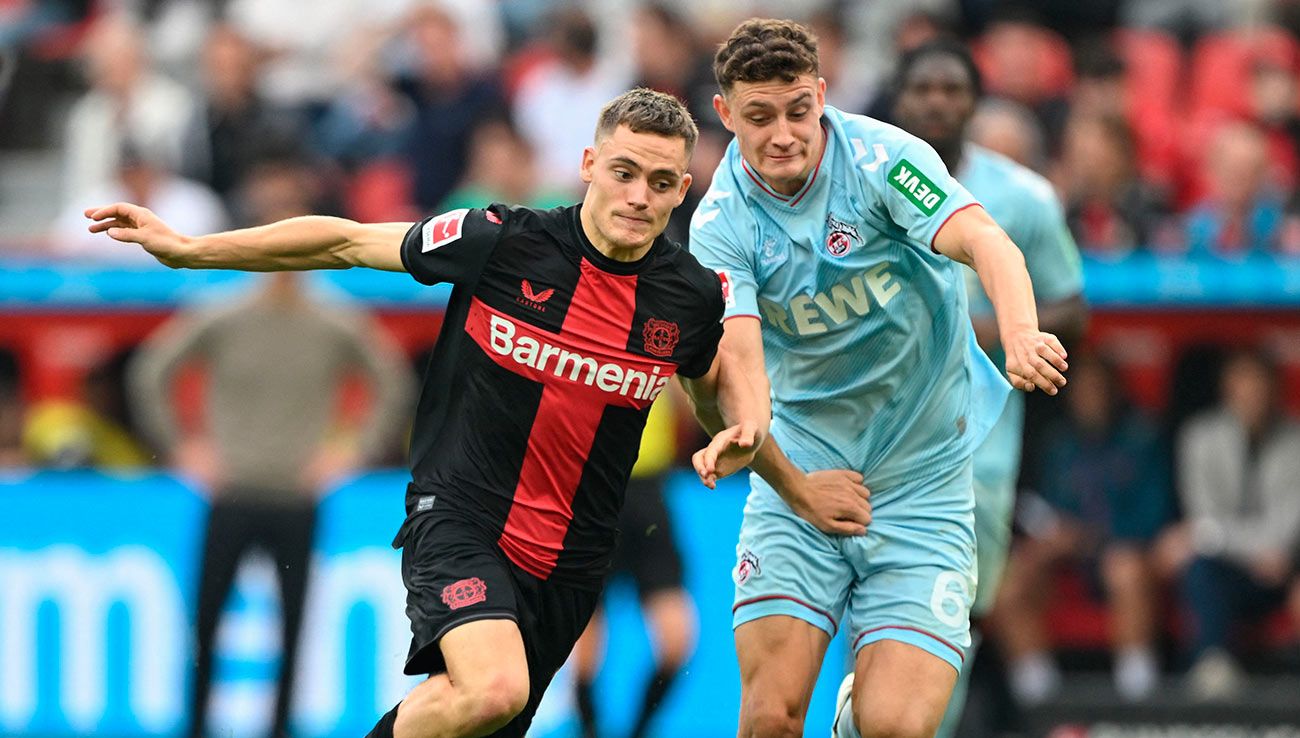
[498,259,641,578]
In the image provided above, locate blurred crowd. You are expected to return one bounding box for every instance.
[6,1,1300,258]
[2,0,1300,720]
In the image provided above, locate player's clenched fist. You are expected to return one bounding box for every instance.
[1002,327,1068,395]
[784,469,872,537]
[85,202,188,267]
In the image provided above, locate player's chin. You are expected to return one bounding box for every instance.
[760,157,806,181]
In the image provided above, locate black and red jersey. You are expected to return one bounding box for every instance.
[399,203,724,587]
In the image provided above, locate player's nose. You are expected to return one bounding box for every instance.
[771,117,796,148]
[625,179,651,208]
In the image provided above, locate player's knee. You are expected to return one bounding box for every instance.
[742,701,803,738]
[465,669,529,732]
[853,703,937,738]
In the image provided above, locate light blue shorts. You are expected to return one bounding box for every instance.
[731,460,977,673]
[970,395,1022,616]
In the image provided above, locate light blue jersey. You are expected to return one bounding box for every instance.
[957,144,1083,613]
[690,106,1011,672]
[691,106,1010,491]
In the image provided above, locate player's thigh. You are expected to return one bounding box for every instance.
[846,461,976,674]
[394,511,523,677]
[440,618,530,698]
[733,476,854,637]
[734,615,831,725]
[851,639,959,738]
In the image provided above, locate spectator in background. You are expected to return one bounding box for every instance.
[1248,60,1300,254]
[1185,121,1286,257]
[807,7,872,117]
[993,354,1173,704]
[52,141,228,265]
[438,117,569,212]
[128,153,415,738]
[61,14,199,205]
[968,98,1047,170]
[515,7,631,196]
[1160,348,1300,700]
[573,391,697,738]
[630,2,717,130]
[396,5,507,211]
[23,347,153,469]
[1047,42,1127,151]
[1057,114,1173,255]
[181,23,305,208]
[0,348,24,467]
[1249,60,1300,195]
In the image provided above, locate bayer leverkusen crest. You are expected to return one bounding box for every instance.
[642,318,679,357]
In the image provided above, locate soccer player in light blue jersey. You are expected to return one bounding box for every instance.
[682,19,1069,738]
[891,40,1089,735]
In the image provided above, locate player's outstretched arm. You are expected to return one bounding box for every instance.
[85,202,410,272]
[933,205,1069,395]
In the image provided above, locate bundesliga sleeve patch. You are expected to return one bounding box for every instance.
[422,208,470,252]
[717,270,736,309]
[888,159,947,216]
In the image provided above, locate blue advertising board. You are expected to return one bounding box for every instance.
[0,469,846,737]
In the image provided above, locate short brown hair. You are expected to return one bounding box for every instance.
[595,87,698,157]
[714,18,819,93]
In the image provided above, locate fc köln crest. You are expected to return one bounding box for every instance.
[825,213,862,258]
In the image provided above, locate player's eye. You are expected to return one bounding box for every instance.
[747,116,768,125]
[789,107,809,119]
[613,169,632,180]
[653,180,673,192]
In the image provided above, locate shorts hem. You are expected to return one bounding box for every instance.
[733,594,838,637]
[404,610,519,675]
[851,625,965,674]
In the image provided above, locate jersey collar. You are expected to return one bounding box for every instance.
[568,205,664,275]
[739,120,830,209]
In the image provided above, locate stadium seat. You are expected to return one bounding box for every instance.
[345,160,419,225]
[1115,29,1184,186]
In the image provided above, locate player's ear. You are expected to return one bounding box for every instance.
[816,77,827,111]
[579,145,596,184]
[712,93,734,132]
[675,172,693,205]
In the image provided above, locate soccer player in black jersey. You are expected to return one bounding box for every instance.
[86,88,769,738]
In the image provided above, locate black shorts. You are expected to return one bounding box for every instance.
[393,510,600,738]
[611,475,685,596]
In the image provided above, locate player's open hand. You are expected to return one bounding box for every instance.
[785,470,871,536]
[1002,327,1068,395]
[694,421,764,490]
[85,202,188,267]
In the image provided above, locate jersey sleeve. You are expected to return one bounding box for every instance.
[400,204,506,286]
[1020,191,1085,302]
[688,200,760,321]
[676,271,726,379]
[874,135,979,249]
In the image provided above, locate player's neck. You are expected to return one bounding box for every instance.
[579,206,653,263]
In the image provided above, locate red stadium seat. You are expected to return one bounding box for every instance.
[1115,29,1185,186]
[346,160,419,224]
[972,22,1075,105]
[1189,27,1299,121]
